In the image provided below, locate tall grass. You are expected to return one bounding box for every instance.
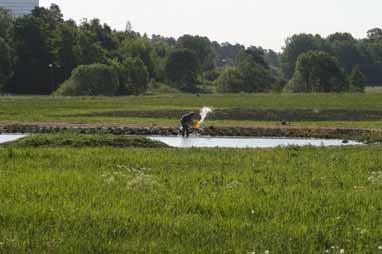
[1,146,382,253]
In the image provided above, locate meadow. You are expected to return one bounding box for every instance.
[1,93,382,253]
[2,93,382,128]
[1,144,382,253]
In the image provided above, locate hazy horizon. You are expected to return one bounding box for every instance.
[40,0,381,51]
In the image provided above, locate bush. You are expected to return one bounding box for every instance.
[55,64,119,96]
[214,67,244,93]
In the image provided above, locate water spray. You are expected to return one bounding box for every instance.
[193,107,213,129]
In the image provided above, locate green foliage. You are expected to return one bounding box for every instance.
[0,8,14,41]
[77,29,108,65]
[120,37,157,78]
[51,20,79,81]
[236,48,275,92]
[177,35,215,71]
[281,34,328,78]
[215,67,244,93]
[10,15,53,94]
[110,57,149,95]
[0,24,14,92]
[55,64,119,96]
[285,51,347,93]
[215,48,275,93]
[165,49,200,92]
[349,66,366,92]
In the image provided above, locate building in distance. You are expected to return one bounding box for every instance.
[0,0,39,17]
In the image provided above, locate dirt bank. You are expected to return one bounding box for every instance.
[1,122,381,143]
[74,109,382,121]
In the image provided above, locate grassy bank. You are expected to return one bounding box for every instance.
[3,133,167,148]
[1,145,382,253]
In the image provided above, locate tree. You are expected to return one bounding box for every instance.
[120,37,156,78]
[9,15,53,94]
[348,65,366,92]
[110,57,149,95]
[79,19,117,51]
[327,33,362,74]
[0,8,14,92]
[367,28,382,40]
[213,42,244,67]
[77,29,107,65]
[55,64,119,96]
[0,38,13,91]
[235,48,275,92]
[165,49,200,92]
[125,21,132,33]
[0,8,14,41]
[285,51,347,93]
[281,34,328,78]
[177,35,215,71]
[214,48,275,93]
[51,20,79,82]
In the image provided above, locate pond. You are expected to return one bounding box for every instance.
[148,136,363,148]
[0,134,27,144]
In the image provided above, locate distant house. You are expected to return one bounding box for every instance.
[0,0,39,17]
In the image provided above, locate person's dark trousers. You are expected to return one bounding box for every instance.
[182,127,189,137]
[181,122,190,138]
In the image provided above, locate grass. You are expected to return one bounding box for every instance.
[1,93,382,253]
[1,144,382,253]
[2,94,382,128]
[3,133,168,148]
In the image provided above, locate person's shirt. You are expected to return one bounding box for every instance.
[181,113,194,123]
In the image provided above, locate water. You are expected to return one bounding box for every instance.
[148,136,363,148]
[0,134,27,144]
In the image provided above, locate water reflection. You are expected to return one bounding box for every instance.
[148,136,363,148]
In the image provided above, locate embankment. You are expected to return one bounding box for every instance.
[1,123,382,143]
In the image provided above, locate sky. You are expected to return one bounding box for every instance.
[40,0,381,51]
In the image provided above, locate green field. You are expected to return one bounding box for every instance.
[2,93,382,128]
[1,144,382,253]
[1,94,382,253]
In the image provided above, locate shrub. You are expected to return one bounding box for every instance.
[214,67,244,93]
[55,64,119,96]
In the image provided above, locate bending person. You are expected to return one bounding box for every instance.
[180,112,195,138]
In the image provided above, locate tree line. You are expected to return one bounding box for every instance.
[0,4,381,95]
